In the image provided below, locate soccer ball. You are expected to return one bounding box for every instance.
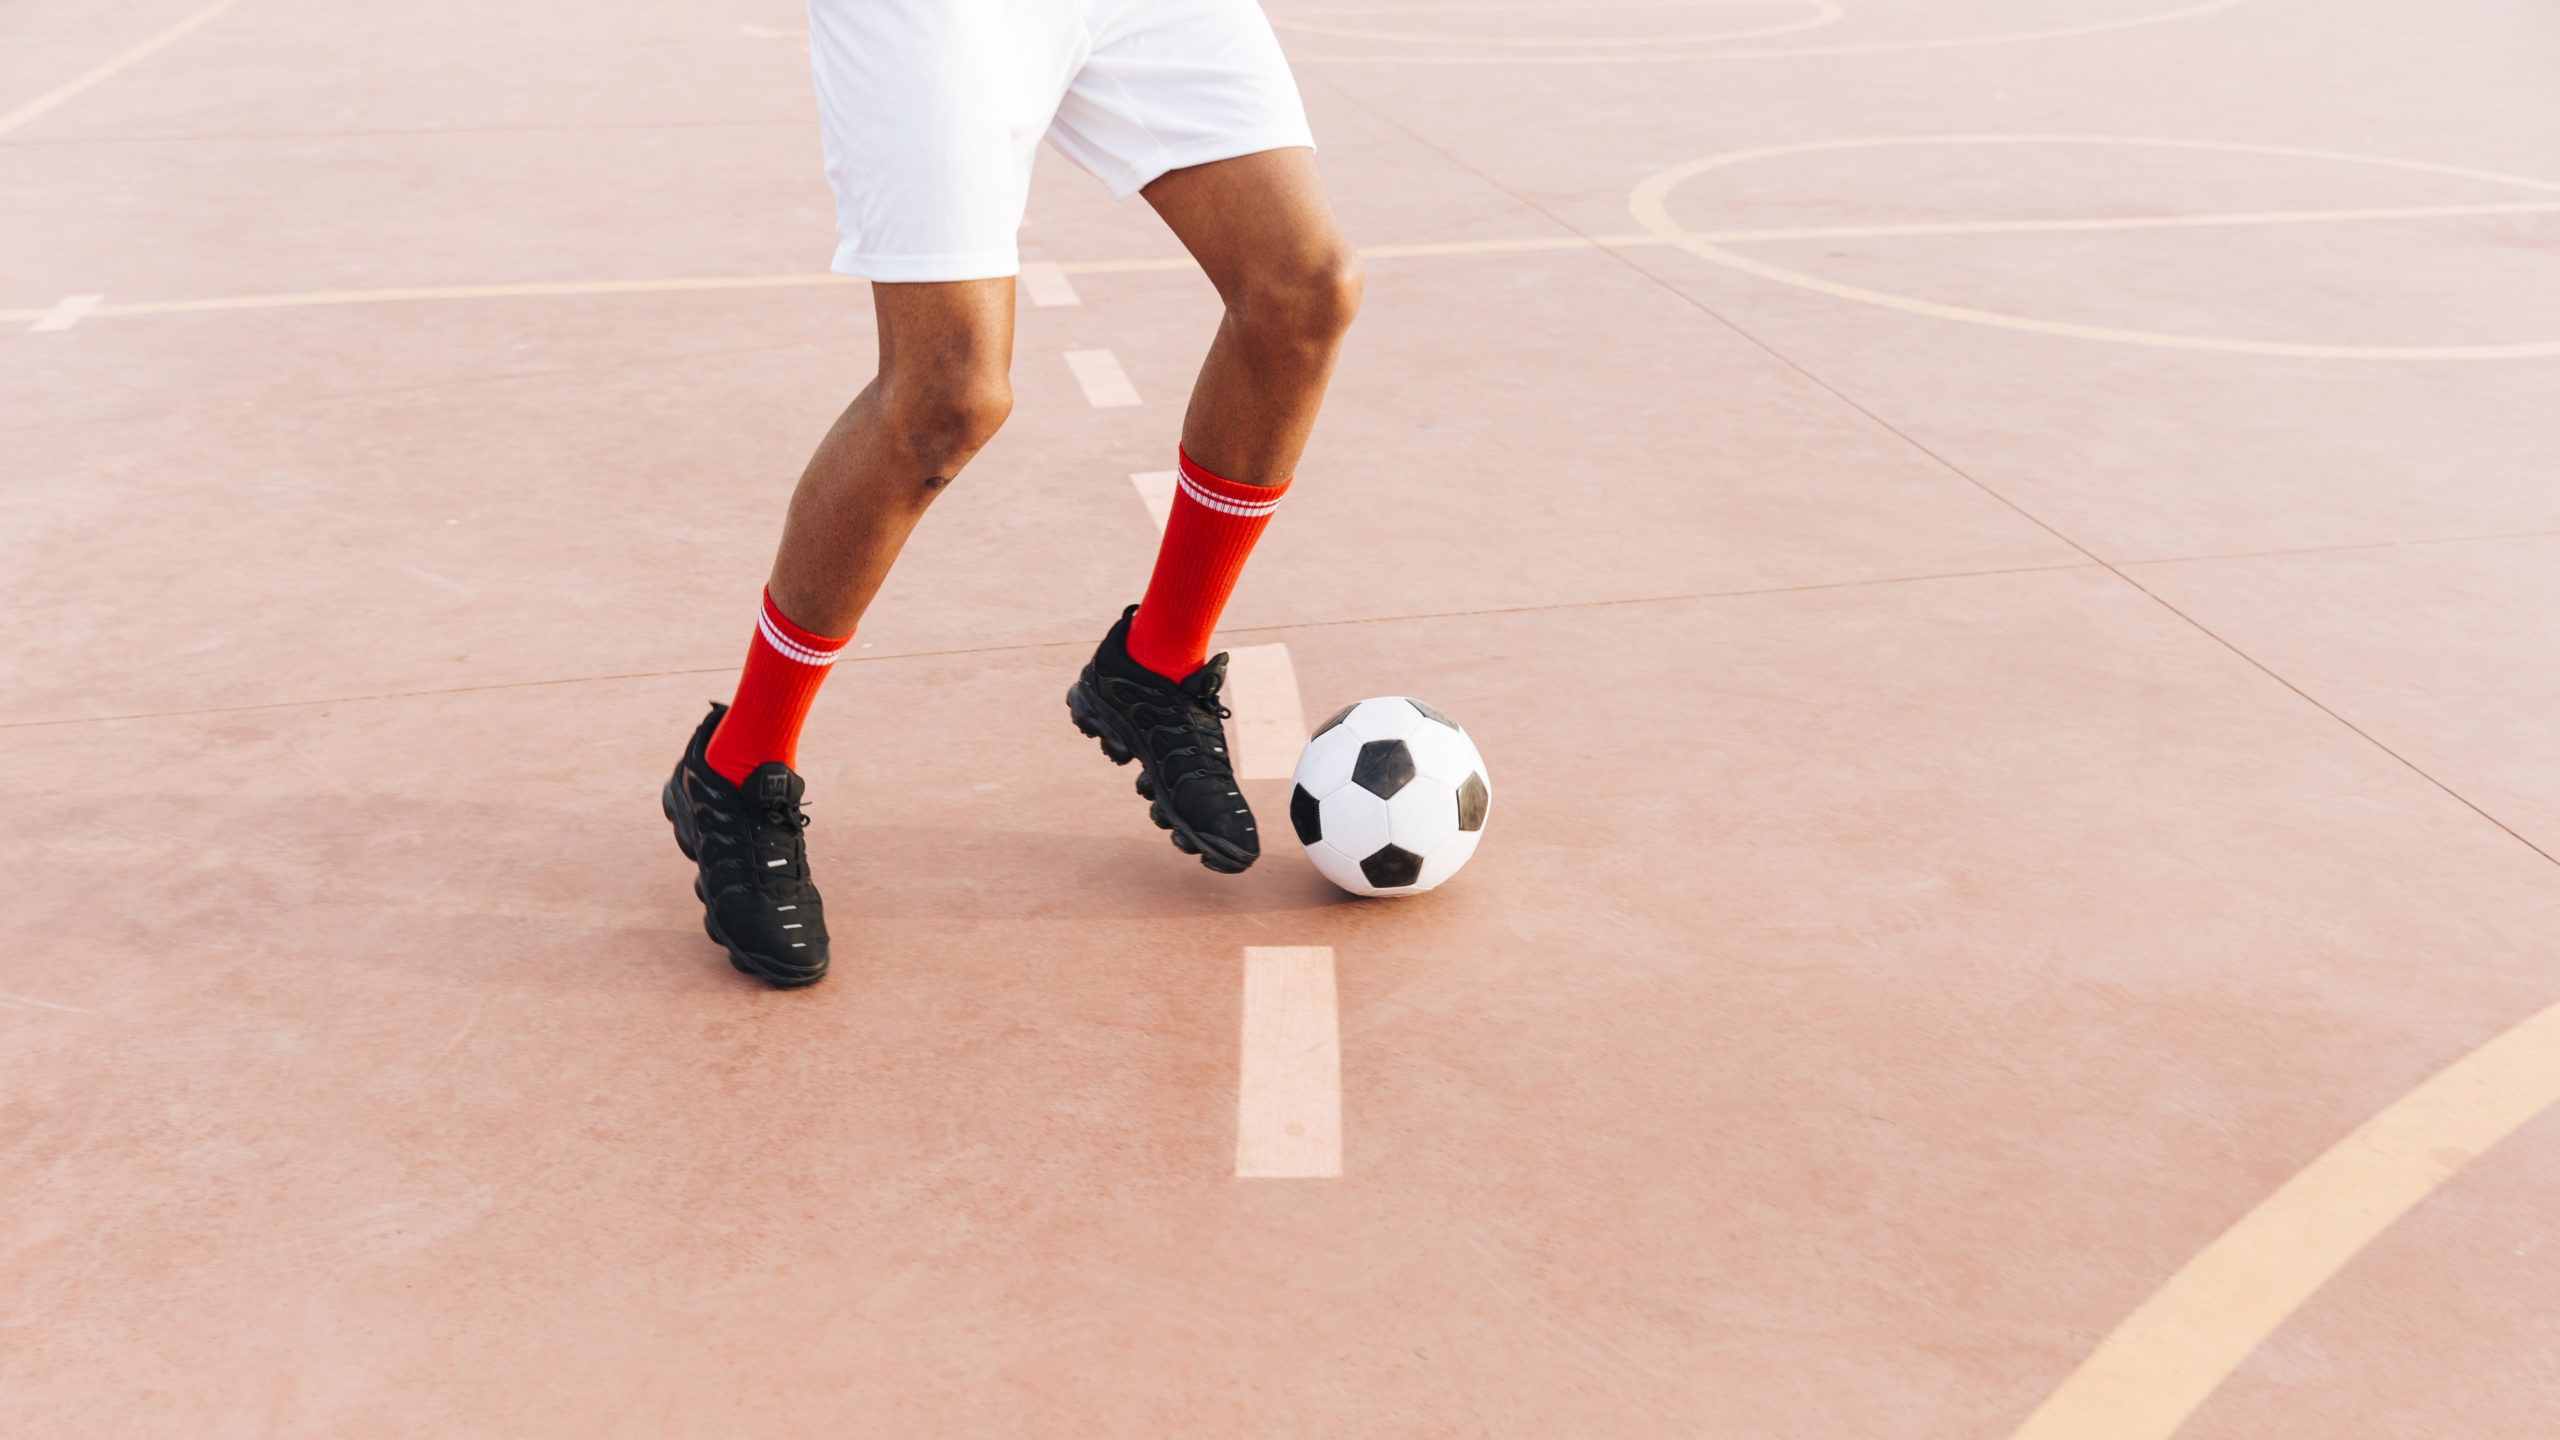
[1288,697,1491,897]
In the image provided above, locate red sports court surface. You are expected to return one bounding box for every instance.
[8,1,2560,1434]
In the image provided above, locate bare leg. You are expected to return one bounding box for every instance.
[1141,148,1363,486]
[765,278,1018,635]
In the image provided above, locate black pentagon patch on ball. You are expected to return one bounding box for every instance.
[1352,739,1415,799]
[1408,698,1461,731]
[1456,772,1488,832]
[1359,843,1423,889]
[1309,703,1358,740]
[1289,784,1324,846]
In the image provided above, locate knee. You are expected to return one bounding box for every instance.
[1233,250,1363,354]
[887,372,1013,467]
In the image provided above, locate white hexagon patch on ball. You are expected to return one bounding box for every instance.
[1288,697,1490,897]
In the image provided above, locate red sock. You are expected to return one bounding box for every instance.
[1125,448,1288,681]
[704,588,852,784]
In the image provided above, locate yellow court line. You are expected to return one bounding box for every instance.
[1274,0,1839,49]
[7,199,2553,327]
[1688,199,2560,244]
[1285,0,2245,61]
[93,272,860,319]
[0,0,249,138]
[2010,996,2560,1440]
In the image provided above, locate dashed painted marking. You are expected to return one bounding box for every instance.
[1221,643,1307,781]
[31,294,102,332]
[1018,262,1082,307]
[1129,470,1176,531]
[1064,349,1142,407]
[1236,946,1340,1178]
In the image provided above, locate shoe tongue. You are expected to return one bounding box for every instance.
[746,763,804,807]
[1179,652,1229,700]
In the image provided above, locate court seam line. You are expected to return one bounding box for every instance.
[0,559,2102,731]
[1312,82,2560,1429]
[1315,80,2560,1434]
[1313,75,2560,873]
[2102,569,2560,868]
[2113,526,2560,568]
[0,0,249,139]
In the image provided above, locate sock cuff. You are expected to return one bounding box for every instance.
[1176,448,1289,517]
[758,588,852,667]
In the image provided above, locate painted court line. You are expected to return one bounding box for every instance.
[1633,135,2560,360]
[1235,946,1341,1178]
[1219,643,1308,781]
[1283,0,2247,62]
[2010,995,2560,1440]
[0,0,248,137]
[15,198,2555,326]
[31,295,103,333]
[1128,470,1176,531]
[1064,349,1141,407]
[1017,261,1082,307]
[0,273,861,324]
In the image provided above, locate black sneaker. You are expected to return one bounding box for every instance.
[1066,604,1259,873]
[661,703,830,988]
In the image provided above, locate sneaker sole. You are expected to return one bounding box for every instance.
[664,774,829,989]
[1065,670,1257,875]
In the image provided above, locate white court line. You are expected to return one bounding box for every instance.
[1236,946,1341,1178]
[0,0,248,138]
[1128,470,1176,531]
[1018,262,1082,307]
[1220,643,1308,780]
[1064,349,1142,407]
[30,294,103,332]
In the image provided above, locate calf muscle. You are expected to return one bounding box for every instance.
[766,278,1015,635]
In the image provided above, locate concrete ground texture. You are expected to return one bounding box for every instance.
[6,0,2559,1434]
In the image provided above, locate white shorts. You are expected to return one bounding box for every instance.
[807,0,1316,282]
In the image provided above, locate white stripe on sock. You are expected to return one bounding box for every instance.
[758,608,845,667]
[1176,469,1284,518]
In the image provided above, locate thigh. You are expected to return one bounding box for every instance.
[1047,0,1315,201]
[1139,147,1352,305]
[806,0,1083,281]
[871,278,1018,390]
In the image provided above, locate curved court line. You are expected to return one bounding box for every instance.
[1272,0,1839,49]
[1284,0,2244,62]
[2009,996,2560,1440]
[1630,135,2560,359]
[0,0,248,138]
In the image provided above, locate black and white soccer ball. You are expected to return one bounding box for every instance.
[1289,697,1490,897]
